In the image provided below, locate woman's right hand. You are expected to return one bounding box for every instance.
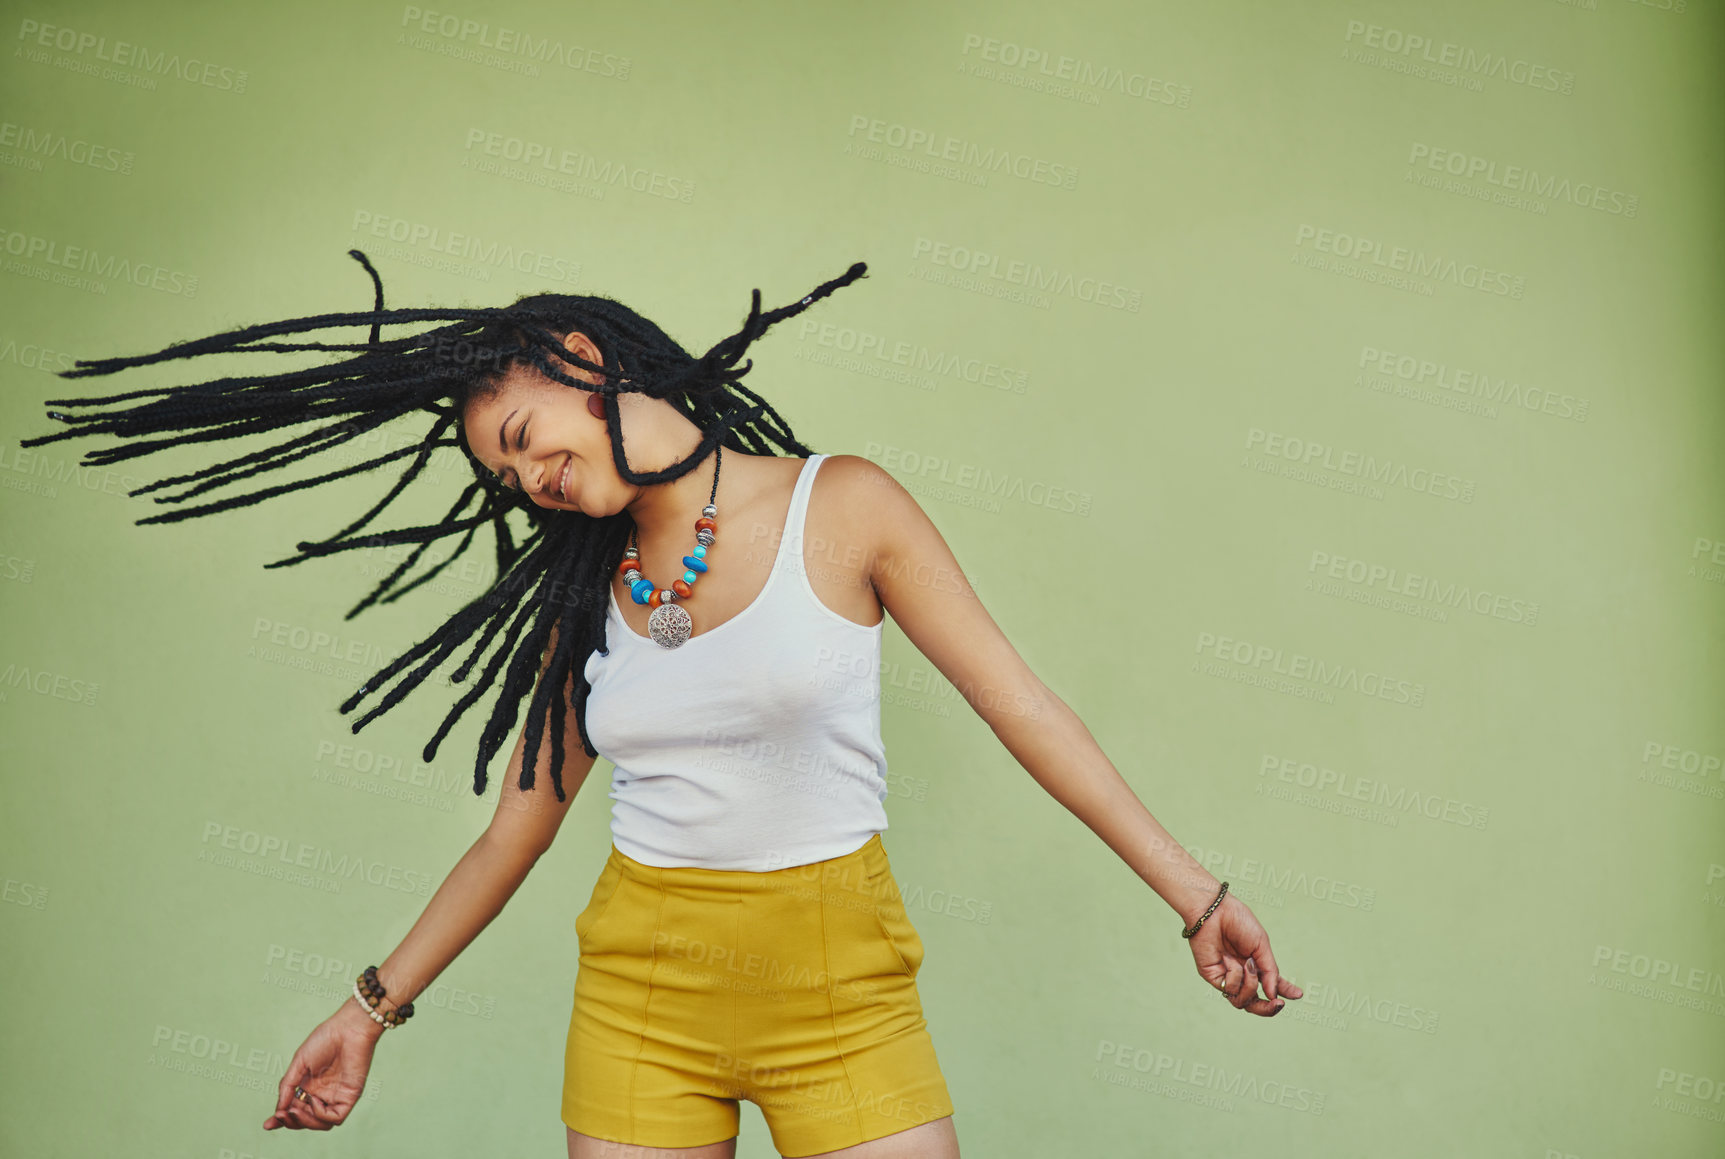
[263,999,384,1131]
[1185,892,1303,1017]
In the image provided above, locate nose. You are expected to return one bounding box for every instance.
[529,456,562,506]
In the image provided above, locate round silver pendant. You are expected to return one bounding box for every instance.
[647,601,693,648]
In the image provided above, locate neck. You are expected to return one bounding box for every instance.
[616,403,734,538]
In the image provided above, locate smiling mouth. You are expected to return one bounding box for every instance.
[556,457,572,502]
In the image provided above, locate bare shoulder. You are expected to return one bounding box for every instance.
[810,452,960,583]
[800,453,903,623]
[812,453,913,523]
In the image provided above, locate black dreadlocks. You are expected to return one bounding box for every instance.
[22,250,869,803]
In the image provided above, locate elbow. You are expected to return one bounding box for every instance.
[480,817,559,868]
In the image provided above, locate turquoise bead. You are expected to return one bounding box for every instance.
[683,571,696,584]
[692,545,707,558]
[683,556,708,573]
[630,578,653,604]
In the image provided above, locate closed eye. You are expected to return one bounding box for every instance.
[498,415,530,490]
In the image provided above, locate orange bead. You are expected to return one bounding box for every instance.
[694,517,716,533]
[672,579,692,598]
[648,590,663,607]
[617,559,640,576]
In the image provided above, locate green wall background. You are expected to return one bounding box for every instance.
[3,1,1722,1156]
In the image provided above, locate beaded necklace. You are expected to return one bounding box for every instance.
[617,444,721,648]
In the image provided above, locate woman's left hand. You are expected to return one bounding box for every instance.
[1186,893,1303,1017]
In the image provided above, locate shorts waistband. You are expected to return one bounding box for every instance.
[605,832,888,896]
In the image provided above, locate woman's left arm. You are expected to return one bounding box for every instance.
[827,455,1301,1016]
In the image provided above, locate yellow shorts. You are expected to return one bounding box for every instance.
[562,832,955,1156]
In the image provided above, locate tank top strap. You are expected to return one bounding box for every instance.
[779,453,825,556]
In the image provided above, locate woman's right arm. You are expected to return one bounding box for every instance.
[265,626,599,1131]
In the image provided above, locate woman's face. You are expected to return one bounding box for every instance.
[462,330,618,515]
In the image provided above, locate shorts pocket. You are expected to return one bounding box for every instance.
[575,858,624,950]
[869,867,926,979]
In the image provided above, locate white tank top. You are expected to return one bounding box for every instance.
[582,453,890,871]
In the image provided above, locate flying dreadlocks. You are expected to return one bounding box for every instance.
[23,250,869,803]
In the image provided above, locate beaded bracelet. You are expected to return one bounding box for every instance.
[351,965,415,1029]
[1180,881,1229,939]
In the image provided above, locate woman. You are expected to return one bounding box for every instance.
[28,253,1301,1158]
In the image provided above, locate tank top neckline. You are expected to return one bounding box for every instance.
[607,453,823,649]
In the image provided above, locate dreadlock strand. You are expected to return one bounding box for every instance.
[300,412,458,546]
[134,432,448,526]
[271,495,496,563]
[127,411,405,498]
[369,523,483,611]
[143,410,410,504]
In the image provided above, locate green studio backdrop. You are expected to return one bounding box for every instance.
[2,1,1722,1156]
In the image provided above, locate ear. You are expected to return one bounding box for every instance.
[558,329,606,386]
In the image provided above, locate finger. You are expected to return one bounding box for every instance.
[275,1082,336,1132]
[1241,989,1285,1017]
[1251,947,1282,1011]
[1242,957,1267,1005]
[1231,959,1257,1009]
[274,1057,309,1124]
[285,1097,334,1131]
[299,1087,344,1129]
[1221,958,1243,1006]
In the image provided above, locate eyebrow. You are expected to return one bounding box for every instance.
[496,407,520,486]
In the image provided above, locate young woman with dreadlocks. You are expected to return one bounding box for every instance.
[27,251,1301,1159]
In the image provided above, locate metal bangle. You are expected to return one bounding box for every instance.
[1180,881,1229,939]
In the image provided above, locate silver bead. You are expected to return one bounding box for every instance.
[702,504,717,518]
[624,547,639,559]
[659,588,677,602]
[696,529,715,546]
